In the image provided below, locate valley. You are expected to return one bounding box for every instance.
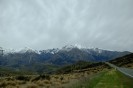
[0,62,109,88]
[0,47,133,88]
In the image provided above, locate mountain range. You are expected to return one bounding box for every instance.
[0,45,131,73]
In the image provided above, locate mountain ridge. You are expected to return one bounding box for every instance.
[0,45,131,73]
[1,45,130,55]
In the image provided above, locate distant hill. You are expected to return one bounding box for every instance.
[55,61,110,74]
[0,45,131,73]
[109,53,133,68]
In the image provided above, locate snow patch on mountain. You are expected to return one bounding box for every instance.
[18,47,36,53]
[0,45,120,55]
[39,48,60,54]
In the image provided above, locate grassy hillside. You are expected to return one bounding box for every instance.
[110,53,133,68]
[55,61,110,74]
[0,66,36,76]
[0,64,60,76]
[0,61,109,88]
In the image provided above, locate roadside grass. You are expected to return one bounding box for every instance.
[116,70,133,88]
[68,71,106,88]
[93,69,133,88]
[86,71,106,88]
[69,69,133,88]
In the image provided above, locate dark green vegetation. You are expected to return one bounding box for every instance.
[69,69,133,88]
[0,64,59,76]
[110,53,133,68]
[0,66,35,76]
[31,74,51,82]
[15,74,51,82]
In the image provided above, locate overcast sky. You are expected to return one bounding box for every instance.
[0,0,133,51]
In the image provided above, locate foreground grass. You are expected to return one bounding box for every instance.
[69,69,133,88]
[93,69,133,88]
[68,71,106,88]
[1,68,132,88]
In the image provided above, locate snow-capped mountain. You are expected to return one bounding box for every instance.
[18,47,38,54]
[3,48,17,54]
[2,47,37,55]
[1,45,115,55]
[61,45,78,51]
[39,48,60,54]
[0,45,131,65]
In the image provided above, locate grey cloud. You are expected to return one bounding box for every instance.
[0,0,133,51]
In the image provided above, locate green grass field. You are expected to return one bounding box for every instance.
[69,69,133,88]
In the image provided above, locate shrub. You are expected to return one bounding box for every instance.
[27,84,38,88]
[60,76,64,81]
[0,81,7,87]
[15,75,30,81]
[32,74,50,82]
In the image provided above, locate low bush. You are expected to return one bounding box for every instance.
[15,75,30,81]
[32,74,50,81]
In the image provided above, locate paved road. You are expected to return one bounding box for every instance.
[105,62,133,78]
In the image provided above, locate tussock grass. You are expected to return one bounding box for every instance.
[27,84,39,88]
[0,62,109,88]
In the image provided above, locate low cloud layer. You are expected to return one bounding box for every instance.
[0,0,133,51]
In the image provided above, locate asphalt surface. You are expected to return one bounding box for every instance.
[105,62,133,78]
